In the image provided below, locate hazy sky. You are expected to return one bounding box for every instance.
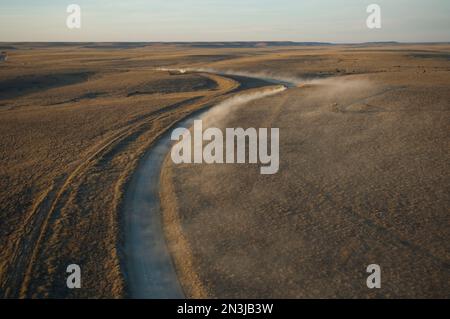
[1,0,449,42]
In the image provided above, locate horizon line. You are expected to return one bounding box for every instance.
[1,41,450,45]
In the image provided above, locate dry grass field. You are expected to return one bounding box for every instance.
[160,44,450,298]
[0,43,241,298]
[0,42,449,298]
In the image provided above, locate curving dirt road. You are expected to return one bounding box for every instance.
[122,71,294,298]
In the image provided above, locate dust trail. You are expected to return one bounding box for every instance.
[156,66,291,125]
[308,76,373,92]
[202,86,287,127]
[189,67,303,87]
[155,67,302,87]
[156,67,188,74]
[156,66,374,93]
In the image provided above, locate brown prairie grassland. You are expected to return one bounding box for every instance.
[0,43,449,298]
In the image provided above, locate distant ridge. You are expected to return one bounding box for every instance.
[179,41,334,48]
[0,41,334,50]
[360,41,400,45]
[1,41,449,51]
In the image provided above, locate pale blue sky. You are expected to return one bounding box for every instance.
[0,0,449,42]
